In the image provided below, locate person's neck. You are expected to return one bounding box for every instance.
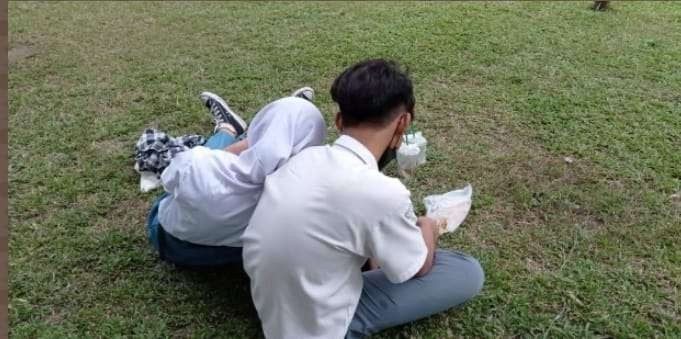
[341,127,393,162]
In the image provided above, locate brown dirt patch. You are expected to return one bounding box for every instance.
[44,310,64,325]
[9,45,36,65]
[90,197,152,235]
[90,139,128,157]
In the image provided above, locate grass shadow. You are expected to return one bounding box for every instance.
[172,263,259,323]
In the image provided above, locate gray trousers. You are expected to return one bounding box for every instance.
[346,250,484,338]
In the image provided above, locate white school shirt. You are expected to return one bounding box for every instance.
[157,146,260,247]
[241,135,428,339]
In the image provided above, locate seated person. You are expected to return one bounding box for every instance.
[242,60,484,338]
[147,88,326,267]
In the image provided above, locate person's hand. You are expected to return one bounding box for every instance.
[417,216,439,239]
[414,216,439,277]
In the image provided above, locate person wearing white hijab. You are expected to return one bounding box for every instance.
[146,88,327,267]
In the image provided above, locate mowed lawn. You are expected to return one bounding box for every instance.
[8,2,680,338]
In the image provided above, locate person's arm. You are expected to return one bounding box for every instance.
[365,190,435,284]
[362,257,380,271]
[365,217,437,274]
[414,216,440,277]
[224,139,249,155]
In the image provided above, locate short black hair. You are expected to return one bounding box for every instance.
[330,59,415,127]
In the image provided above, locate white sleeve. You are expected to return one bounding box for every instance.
[160,151,189,195]
[366,200,428,284]
[160,147,228,202]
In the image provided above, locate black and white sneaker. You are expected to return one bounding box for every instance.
[199,91,248,136]
[291,86,315,102]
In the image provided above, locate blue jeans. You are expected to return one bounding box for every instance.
[347,250,484,338]
[146,131,243,267]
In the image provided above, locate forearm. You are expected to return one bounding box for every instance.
[415,216,439,277]
[224,139,249,155]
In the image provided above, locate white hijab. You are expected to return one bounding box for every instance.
[229,97,327,187]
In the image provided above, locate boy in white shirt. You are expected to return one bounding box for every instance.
[242,59,484,338]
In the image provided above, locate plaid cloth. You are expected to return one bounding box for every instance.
[134,128,206,175]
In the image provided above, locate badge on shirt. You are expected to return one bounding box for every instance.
[403,203,418,224]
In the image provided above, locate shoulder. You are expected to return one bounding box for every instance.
[279,144,330,167]
[342,170,412,211]
[364,171,410,196]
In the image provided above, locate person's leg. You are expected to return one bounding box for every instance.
[147,192,243,267]
[146,192,170,251]
[156,227,243,267]
[346,250,484,338]
[202,86,314,153]
[200,91,248,136]
[204,130,237,150]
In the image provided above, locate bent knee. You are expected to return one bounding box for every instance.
[463,255,485,298]
[436,250,485,302]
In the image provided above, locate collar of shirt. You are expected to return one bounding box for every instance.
[333,134,379,171]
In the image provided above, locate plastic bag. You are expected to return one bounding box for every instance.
[397,143,420,177]
[139,171,162,192]
[402,131,427,165]
[135,162,162,193]
[423,184,473,235]
[397,131,428,178]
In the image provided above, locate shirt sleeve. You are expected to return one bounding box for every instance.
[159,150,188,195]
[160,147,232,202]
[366,200,429,284]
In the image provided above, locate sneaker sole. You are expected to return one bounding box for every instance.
[291,86,315,102]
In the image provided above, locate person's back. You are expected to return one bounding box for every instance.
[242,137,423,338]
[242,59,484,339]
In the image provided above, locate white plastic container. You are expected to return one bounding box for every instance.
[397,143,420,177]
[402,131,427,165]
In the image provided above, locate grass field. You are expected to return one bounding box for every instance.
[8,2,681,338]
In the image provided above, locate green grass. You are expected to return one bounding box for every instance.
[9,1,680,338]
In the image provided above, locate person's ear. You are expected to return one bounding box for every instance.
[389,113,410,148]
[395,112,411,136]
[389,133,402,149]
[394,113,413,148]
[403,112,412,132]
[335,112,342,131]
